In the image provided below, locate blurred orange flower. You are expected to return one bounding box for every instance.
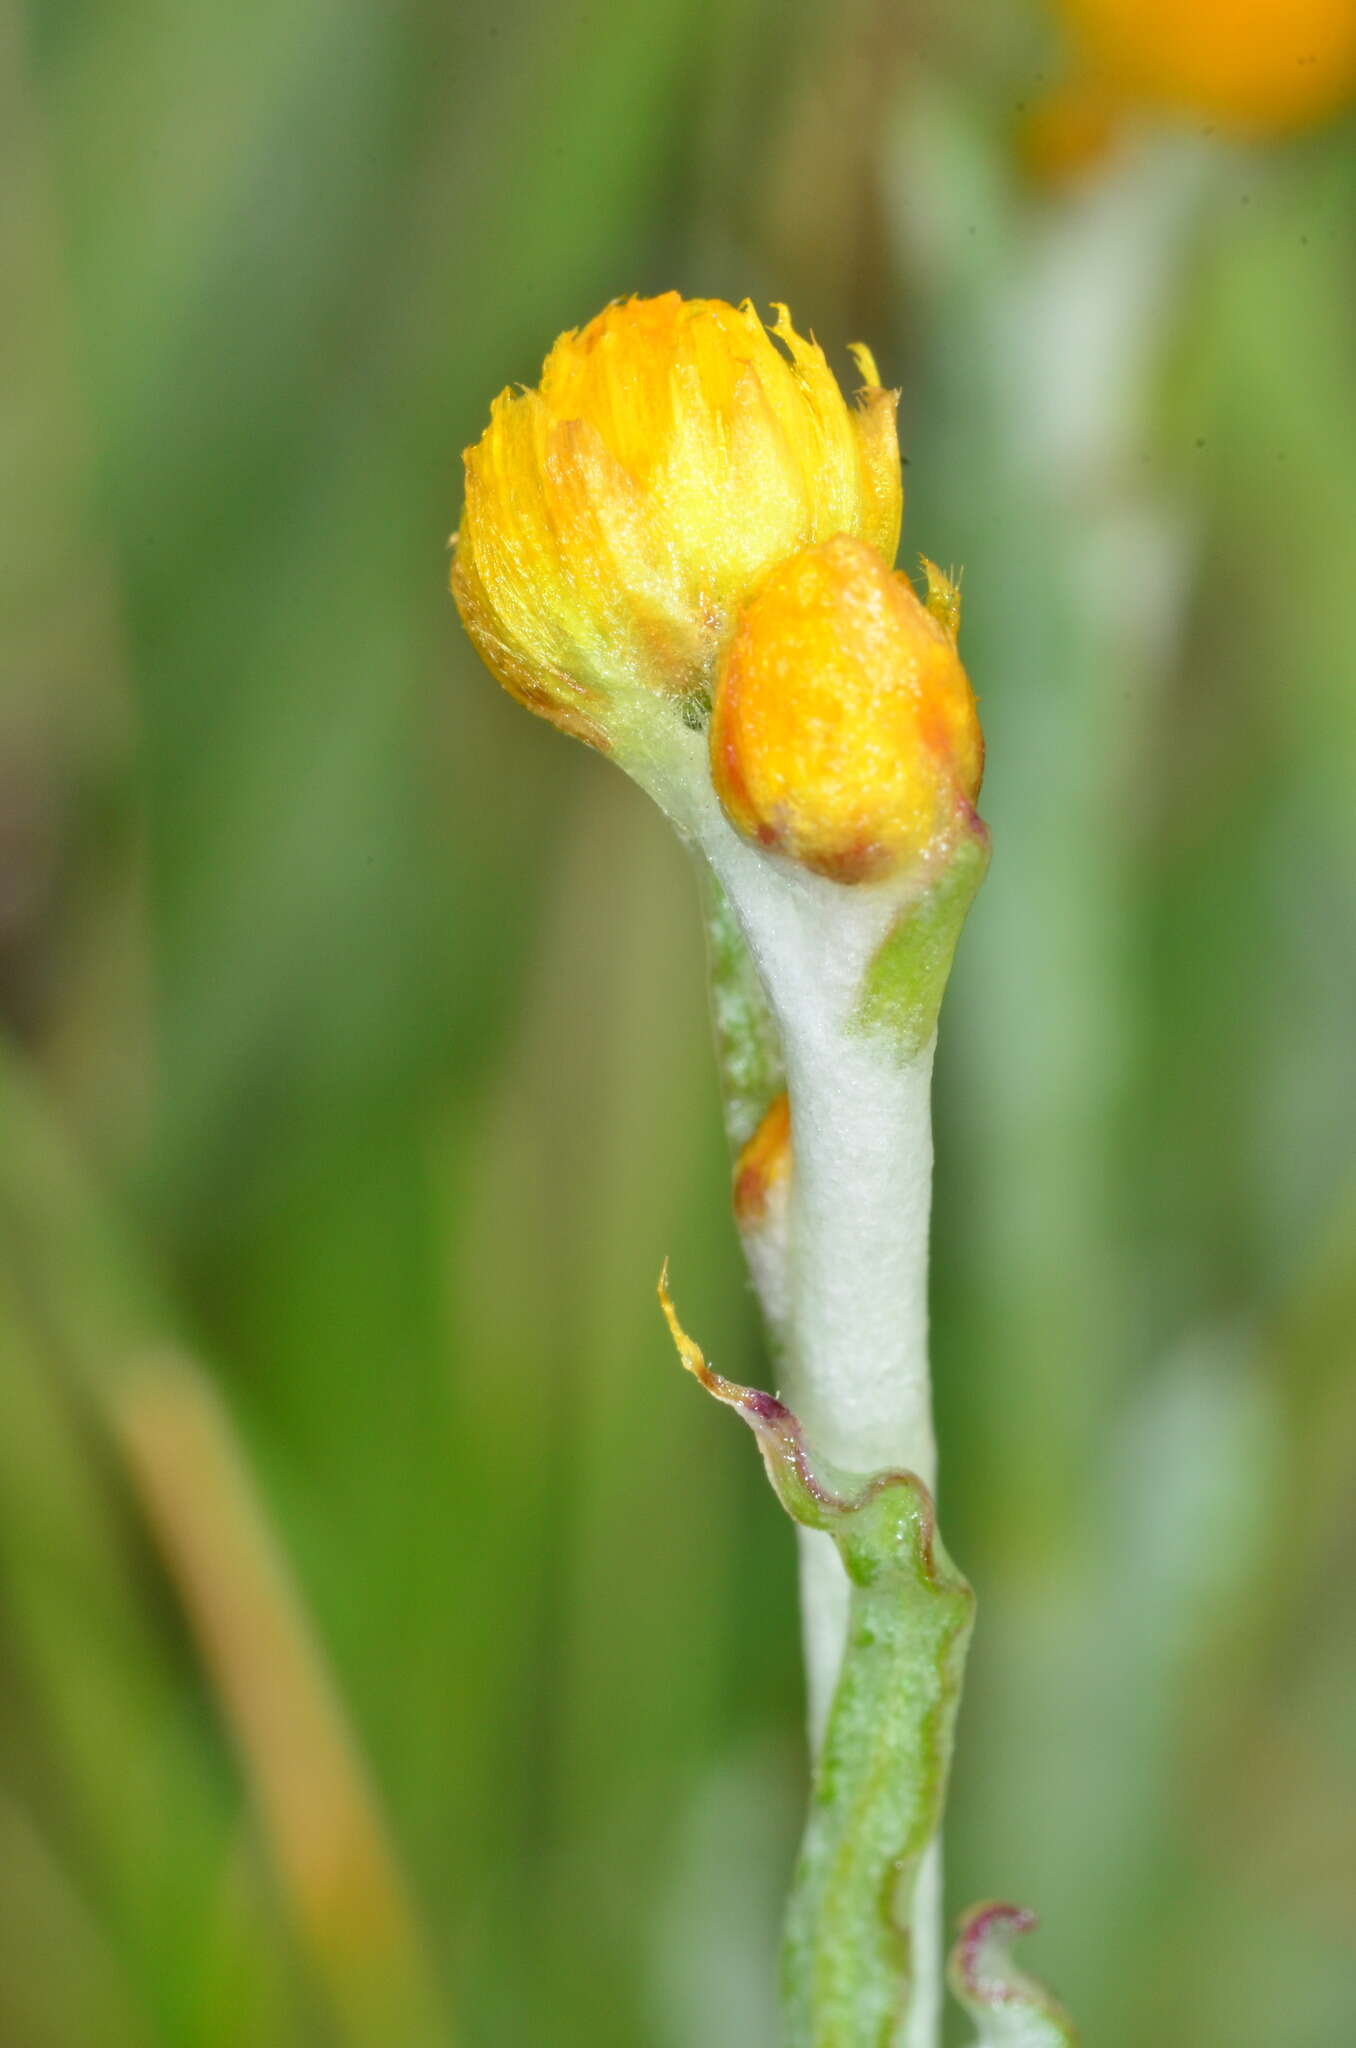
[1056,0,1356,136]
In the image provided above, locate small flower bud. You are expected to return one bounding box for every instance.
[709,536,983,885]
[730,1092,794,1343]
[452,295,901,753]
[732,1091,792,1230]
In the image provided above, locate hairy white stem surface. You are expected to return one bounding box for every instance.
[689,796,946,2048]
[780,1021,941,2048]
[781,1017,937,1727]
[781,1030,937,1542]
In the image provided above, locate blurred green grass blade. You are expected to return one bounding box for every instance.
[0,1791,157,2048]
[0,1144,286,2045]
[111,1353,450,2048]
[0,0,151,1164]
[23,0,727,1247]
[438,774,758,2041]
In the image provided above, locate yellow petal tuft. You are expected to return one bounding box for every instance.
[452,294,904,751]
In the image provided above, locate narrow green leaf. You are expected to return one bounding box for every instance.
[855,830,989,1060]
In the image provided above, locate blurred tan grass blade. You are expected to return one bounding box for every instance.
[0,1042,449,2046]
[109,1351,450,2048]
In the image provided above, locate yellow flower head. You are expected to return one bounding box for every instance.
[710,536,983,885]
[452,294,901,752]
[1056,0,1356,135]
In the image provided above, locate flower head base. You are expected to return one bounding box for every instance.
[452,295,901,756]
[709,536,983,885]
[1056,0,1356,136]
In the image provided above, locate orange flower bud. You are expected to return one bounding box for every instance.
[732,1092,792,1229]
[452,295,901,753]
[1055,0,1356,136]
[709,537,983,885]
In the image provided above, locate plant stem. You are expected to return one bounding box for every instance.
[779,1025,942,2048]
[695,805,948,2047]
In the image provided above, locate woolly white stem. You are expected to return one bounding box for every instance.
[693,803,946,2048]
[782,1024,941,2048]
[779,1018,937,1740]
[782,1032,937,1490]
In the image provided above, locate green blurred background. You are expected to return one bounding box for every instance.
[4,1,1355,2042]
